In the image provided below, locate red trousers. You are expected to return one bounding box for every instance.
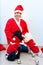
[7,39,39,54]
[25,39,39,53]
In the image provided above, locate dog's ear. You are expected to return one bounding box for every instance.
[12,31,23,41]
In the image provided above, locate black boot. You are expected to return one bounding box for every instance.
[7,52,16,61]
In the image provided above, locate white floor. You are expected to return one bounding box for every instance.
[0,50,43,65]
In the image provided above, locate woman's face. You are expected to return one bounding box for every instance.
[14,12,22,20]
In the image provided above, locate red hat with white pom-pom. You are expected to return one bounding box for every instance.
[14,5,24,13]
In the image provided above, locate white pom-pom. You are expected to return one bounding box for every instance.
[13,38,15,40]
[24,32,33,42]
[10,42,15,44]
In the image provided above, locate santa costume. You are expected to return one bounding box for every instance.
[5,5,43,60]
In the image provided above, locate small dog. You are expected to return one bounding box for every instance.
[6,31,28,62]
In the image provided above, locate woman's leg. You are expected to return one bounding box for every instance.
[25,39,39,53]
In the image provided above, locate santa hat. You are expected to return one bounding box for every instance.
[0,44,6,51]
[14,5,24,13]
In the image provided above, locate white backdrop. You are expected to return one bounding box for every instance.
[0,0,43,46]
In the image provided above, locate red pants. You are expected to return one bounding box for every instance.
[25,39,39,53]
[7,39,39,54]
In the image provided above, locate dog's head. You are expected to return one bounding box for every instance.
[12,31,23,41]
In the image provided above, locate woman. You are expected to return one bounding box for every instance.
[5,5,43,62]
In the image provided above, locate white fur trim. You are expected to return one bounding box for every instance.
[10,42,15,44]
[14,17,22,32]
[24,32,33,42]
[14,10,22,13]
[16,51,18,55]
[22,35,25,37]
[13,38,16,41]
[20,40,27,46]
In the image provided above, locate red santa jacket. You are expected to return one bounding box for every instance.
[5,18,39,54]
[4,18,29,44]
[6,36,21,54]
